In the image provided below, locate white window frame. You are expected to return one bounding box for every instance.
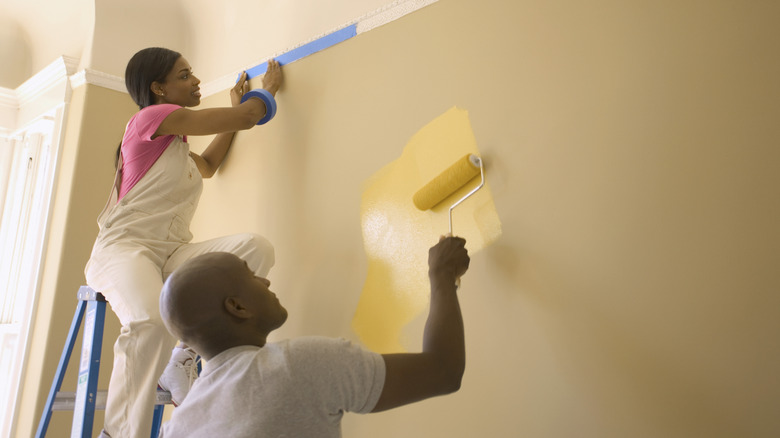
[0,57,74,438]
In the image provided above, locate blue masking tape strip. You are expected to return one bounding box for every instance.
[242,24,357,80]
[241,88,277,125]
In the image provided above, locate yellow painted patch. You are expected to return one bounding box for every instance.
[353,107,502,352]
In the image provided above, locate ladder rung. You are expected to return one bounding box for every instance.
[52,390,173,411]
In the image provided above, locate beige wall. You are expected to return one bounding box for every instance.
[17,0,780,437]
[190,0,780,436]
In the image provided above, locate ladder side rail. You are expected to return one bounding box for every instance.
[35,299,88,438]
[70,294,106,438]
[150,404,165,438]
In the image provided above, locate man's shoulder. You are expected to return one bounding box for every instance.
[279,337,381,371]
[283,336,357,352]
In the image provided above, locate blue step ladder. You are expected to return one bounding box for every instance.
[36,286,170,438]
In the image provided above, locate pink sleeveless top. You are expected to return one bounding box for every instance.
[118,104,187,200]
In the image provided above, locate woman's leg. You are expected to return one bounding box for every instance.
[164,232,275,278]
[86,245,177,438]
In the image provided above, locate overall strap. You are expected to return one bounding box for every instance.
[96,152,122,228]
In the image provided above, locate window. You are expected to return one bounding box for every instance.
[0,108,62,434]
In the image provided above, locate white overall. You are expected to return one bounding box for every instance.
[85,136,274,437]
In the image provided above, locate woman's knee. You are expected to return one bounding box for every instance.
[240,233,275,276]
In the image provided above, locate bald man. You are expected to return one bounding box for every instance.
[158,236,469,438]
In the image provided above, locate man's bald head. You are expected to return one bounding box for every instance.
[160,252,286,359]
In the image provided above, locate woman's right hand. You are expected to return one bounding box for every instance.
[230,71,251,107]
[263,59,283,96]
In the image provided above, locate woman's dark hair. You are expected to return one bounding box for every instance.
[125,47,182,109]
[116,47,181,168]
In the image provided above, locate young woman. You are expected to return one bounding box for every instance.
[84,47,282,437]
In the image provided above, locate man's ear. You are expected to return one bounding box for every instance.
[224,296,252,319]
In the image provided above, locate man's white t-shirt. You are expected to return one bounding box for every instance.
[160,337,386,438]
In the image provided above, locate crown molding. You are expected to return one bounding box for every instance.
[0,87,16,108]
[355,0,438,34]
[15,56,79,107]
[69,69,125,94]
[0,56,79,128]
[0,56,82,132]
[0,57,128,133]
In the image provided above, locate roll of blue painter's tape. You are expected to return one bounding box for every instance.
[241,88,277,125]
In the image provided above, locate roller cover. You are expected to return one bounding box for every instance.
[413,154,481,210]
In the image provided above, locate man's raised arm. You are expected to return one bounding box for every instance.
[372,236,470,412]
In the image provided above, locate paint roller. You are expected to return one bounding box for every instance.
[414,153,484,288]
[413,153,485,235]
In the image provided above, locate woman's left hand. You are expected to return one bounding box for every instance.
[230,71,251,107]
